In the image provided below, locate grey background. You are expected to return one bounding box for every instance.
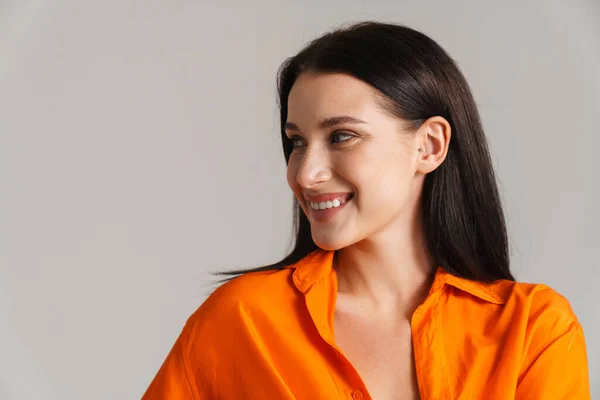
[0,0,598,399]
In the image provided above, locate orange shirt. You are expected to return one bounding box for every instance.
[142,250,590,399]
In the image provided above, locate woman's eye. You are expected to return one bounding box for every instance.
[331,132,354,143]
[290,137,305,149]
[289,132,354,150]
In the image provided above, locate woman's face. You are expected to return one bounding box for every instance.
[285,72,426,250]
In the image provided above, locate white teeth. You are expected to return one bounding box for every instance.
[309,195,351,210]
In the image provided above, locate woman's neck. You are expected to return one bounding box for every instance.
[333,217,435,318]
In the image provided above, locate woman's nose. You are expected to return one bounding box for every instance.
[295,149,332,188]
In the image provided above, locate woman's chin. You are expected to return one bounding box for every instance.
[312,234,352,251]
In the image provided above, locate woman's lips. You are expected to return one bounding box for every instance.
[307,194,354,222]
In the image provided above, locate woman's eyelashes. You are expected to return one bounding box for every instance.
[290,131,356,149]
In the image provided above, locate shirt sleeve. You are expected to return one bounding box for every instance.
[516,293,591,399]
[141,329,197,400]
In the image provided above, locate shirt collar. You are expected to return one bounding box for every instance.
[437,268,507,305]
[288,249,507,305]
[288,250,335,294]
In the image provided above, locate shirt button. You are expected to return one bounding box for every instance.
[351,390,364,400]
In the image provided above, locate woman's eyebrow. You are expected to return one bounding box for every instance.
[285,116,368,131]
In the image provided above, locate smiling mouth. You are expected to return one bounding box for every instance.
[308,193,354,211]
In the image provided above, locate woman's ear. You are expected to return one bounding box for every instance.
[416,116,451,175]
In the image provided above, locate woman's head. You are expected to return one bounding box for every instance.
[285,72,450,252]
[277,21,513,281]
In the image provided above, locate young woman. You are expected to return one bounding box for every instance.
[142,22,590,399]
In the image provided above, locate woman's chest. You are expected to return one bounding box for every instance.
[333,313,420,400]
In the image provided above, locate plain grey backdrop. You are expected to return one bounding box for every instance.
[1,0,598,399]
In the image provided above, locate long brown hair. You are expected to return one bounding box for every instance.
[218,21,514,283]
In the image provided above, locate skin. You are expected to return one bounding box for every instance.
[285,72,451,399]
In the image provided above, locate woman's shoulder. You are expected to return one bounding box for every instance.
[490,278,576,317]
[480,278,581,337]
[143,267,306,398]
[184,267,299,334]
[481,279,589,395]
[445,269,577,323]
[448,275,587,381]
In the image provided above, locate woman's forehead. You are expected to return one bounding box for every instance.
[287,73,384,125]
[289,73,375,102]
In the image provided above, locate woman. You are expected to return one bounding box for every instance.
[142,22,590,399]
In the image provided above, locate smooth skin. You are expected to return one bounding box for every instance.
[285,72,451,399]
